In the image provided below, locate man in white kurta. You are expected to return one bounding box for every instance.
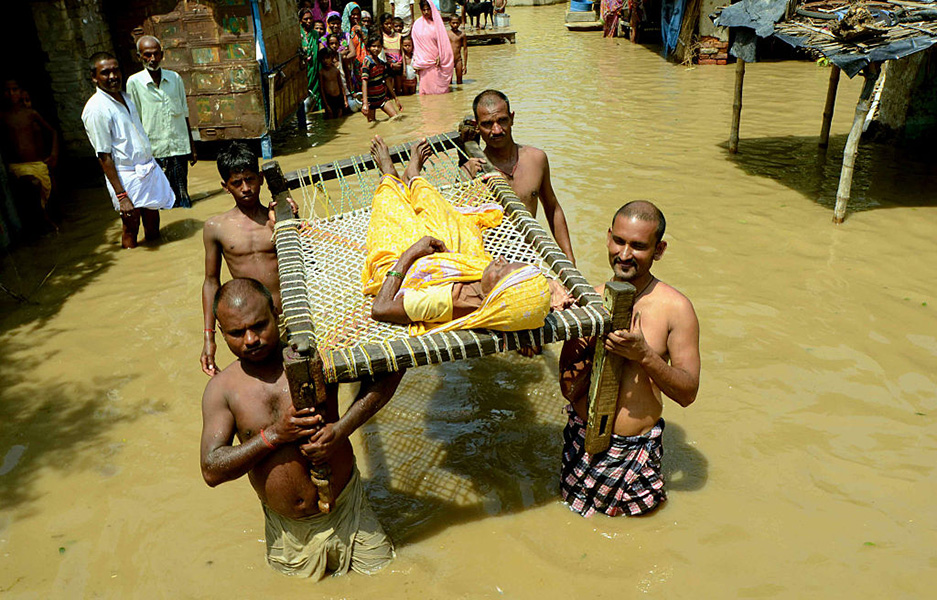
[127,35,196,209]
[82,52,174,249]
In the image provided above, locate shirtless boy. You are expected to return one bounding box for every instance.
[200,142,296,376]
[469,89,575,264]
[447,14,468,85]
[201,278,403,578]
[319,47,348,119]
[0,79,59,231]
[559,201,700,517]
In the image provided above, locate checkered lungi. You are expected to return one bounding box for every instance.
[560,405,666,517]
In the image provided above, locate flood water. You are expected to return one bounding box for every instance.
[2,5,936,597]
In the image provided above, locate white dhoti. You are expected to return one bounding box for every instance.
[108,159,175,211]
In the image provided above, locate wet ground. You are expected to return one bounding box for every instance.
[2,5,936,598]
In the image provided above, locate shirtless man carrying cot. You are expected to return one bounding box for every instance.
[200,278,403,579]
[559,201,700,517]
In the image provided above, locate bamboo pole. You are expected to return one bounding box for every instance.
[833,65,881,224]
[819,66,841,148]
[729,59,745,154]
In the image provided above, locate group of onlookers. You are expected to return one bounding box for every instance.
[300,0,419,123]
[300,0,490,123]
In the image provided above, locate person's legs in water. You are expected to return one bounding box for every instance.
[140,208,161,243]
[120,209,141,249]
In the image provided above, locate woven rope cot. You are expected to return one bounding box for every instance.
[263,131,634,455]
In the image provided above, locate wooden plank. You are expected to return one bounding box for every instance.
[283,346,334,513]
[324,305,610,383]
[263,160,314,354]
[269,131,462,191]
[833,65,881,224]
[584,281,635,455]
[465,28,516,45]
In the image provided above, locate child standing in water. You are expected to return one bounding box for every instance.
[400,36,418,95]
[319,47,348,119]
[361,33,403,122]
[447,14,467,84]
[381,12,404,94]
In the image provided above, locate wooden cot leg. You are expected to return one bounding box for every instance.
[728,58,745,154]
[283,347,334,513]
[833,65,880,225]
[584,281,635,455]
[819,66,841,149]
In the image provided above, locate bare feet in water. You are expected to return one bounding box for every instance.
[370,135,398,178]
[403,138,434,182]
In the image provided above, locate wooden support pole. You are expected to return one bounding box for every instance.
[264,159,333,512]
[584,281,635,455]
[728,58,745,154]
[819,66,841,148]
[833,65,881,224]
[283,348,334,513]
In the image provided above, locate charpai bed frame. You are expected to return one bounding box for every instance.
[263,131,633,510]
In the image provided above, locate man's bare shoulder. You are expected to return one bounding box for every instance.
[651,280,697,319]
[519,144,548,164]
[203,360,244,405]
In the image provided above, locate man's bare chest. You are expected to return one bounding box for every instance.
[507,176,539,216]
[230,379,291,436]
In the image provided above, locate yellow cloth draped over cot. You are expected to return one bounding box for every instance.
[362,175,551,334]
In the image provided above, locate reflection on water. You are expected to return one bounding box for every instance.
[1,5,936,598]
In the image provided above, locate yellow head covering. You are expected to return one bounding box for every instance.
[411,265,551,335]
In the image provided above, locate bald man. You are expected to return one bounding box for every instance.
[200,278,403,579]
[558,201,700,517]
[127,35,196,208]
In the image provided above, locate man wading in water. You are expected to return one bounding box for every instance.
[201,278,403,579]
[558,201,700,516]
[466,89,575,265]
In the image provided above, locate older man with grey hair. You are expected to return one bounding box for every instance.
[127,35,196,208]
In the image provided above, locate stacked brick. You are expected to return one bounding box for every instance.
[698,36,729,65]
[30,0,115,157]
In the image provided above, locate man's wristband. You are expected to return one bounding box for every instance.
[386,270,405,279]
[259,428,276,450]
[116,191,129,199]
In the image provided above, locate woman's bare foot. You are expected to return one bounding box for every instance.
[370,135,398,178]
[403,138,434,182]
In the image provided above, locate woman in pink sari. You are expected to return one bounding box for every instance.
[409,0,454,95]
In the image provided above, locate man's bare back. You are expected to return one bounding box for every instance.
[1,108,52,164]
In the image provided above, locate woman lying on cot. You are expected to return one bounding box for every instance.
[362,136,572,335]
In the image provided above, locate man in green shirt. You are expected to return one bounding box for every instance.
[127,35,197,208]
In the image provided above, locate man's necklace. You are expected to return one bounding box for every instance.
[635,276,655,299]
[492,144,519,178]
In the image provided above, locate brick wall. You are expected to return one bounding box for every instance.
[31,0,115,158]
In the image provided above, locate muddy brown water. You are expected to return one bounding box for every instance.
[2,6,936,598]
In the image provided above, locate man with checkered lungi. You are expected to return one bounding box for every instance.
[558,201,700,517]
